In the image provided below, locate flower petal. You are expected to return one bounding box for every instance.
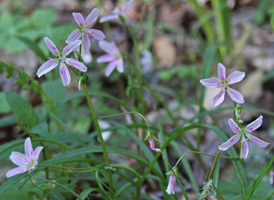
[73,12,85,26]
[24,137,33,158]
[62,40,82,56]
[44,37,59,56]
[65,29,81,44]
[211,89,225,108]
[122,0,134,14]
[240,139,249,159]
[218,63,226,81]
[6,166,28,178]
[228,118,241,134]
[87,29,105,40]
[148,136,161,152]
[10,152,30,167]
[65,58,87,72]
[105,61,117,77]
[116,59,124,73]
[36,59,59,78]
[97,54,116,63]
[200,78,220,88]
[110,41,119,52]
[82,35,91,55]
[98,40,116,55]
[227,87,244,104]
[99,15,119,23]
[82,51,93,63]
[245,115,263,132]
[247,134,269,148]
[218,134,241,151]
[85,7,99,27]
[32,146,43,162]
[166,174,176,195]
[227,71,245,85]
[59,62,71,86]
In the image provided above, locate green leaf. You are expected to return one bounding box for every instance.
[30,122,49,138]
[0,114,16,128]
[4,37,27,54]
[49,177,77,194]
[0,189,32,200]
[244,156,274,199]
[42,81,66,107]
[4,91,39,130]
[15,36,47,60]
[0,92,11,113]
[77,188,98,200]
[31,8,57,29]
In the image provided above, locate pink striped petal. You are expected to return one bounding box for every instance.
[218,63,226,81]
[200,78,220,88]
[116,59,123,73]
[59,62,71,86]
[44,37,59,56]
[166,174,176,195]
[24,137,33,158]
[110,42,119,53]
[10,152,30,167]
[240,139,249,159]
[148,136,161,152]
[227,88,244,104]
[97,54,116,63]
[6,166,28,178]
[211,89,225,108]
[62,40,81,56]
[85,7,99,27]
[122,0,133,14]
[99,40,116,55]
[65,58,87,72]
[36,59,59,77]
[87,29,105,40]
[33,146,43,162]
[66,29,81,44]
[99,15,119,23]
[73,13,84,26]
[105,61,117,77]
[227,71,245,85]
[247,134,269,148]
[228,118,241,134]
[218,134,241,151]
[82,35,91,55]
[245,115,263,132]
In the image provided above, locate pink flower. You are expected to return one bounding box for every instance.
[270,169,274,185]
[200,63,245,107]
[166,173,176,195]
[6,137,43,178]
[147,136,161,152]
[97,41,123,77]
[218,115,269,159]
[66,8,105,54]
[37,37,87,86]
[99,0,133,23]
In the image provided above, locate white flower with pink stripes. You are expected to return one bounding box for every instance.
[218,115,269,159]
[200,63,245,108]
[37,37,87,86]
[66,8,105,54]
[6,138,43,178]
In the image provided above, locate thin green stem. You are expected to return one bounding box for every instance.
[38,164,104,171]
[208,150,220,181]
[29,171,48,195]
[98,111,150,130]
[83,84,113,197]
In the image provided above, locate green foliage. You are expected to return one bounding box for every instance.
[4,91,39,130]
[158,65,198,81]
[0,92,11,114]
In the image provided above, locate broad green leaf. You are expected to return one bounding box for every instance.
[31,8,57,28]
[0,13,14,29]
[0,92,11,113]
[30,122,49,138]
[42,81,66,107]
[4,91,39,130]
[0,114,16,128]
[0,189,32,200]
[4,37,27,54]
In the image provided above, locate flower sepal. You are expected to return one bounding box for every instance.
[75,51,84,63]
[166,167,180,178]
[118,14,125,23]
[144,130,158,141]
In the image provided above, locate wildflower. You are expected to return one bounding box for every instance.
[99,0,133,23]
[166,173,176,195]
[200,63,245,107]
[218,115,269,159]
[66,8,105,54]
[6,137,43,178]
[97,40,123,77]
[270,169,274,185]
[144,130,161,152]
[140,50,153,73]
[37,37,87,86]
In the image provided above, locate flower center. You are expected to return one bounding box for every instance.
[115,52,121,60]
[27,159,36,170]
